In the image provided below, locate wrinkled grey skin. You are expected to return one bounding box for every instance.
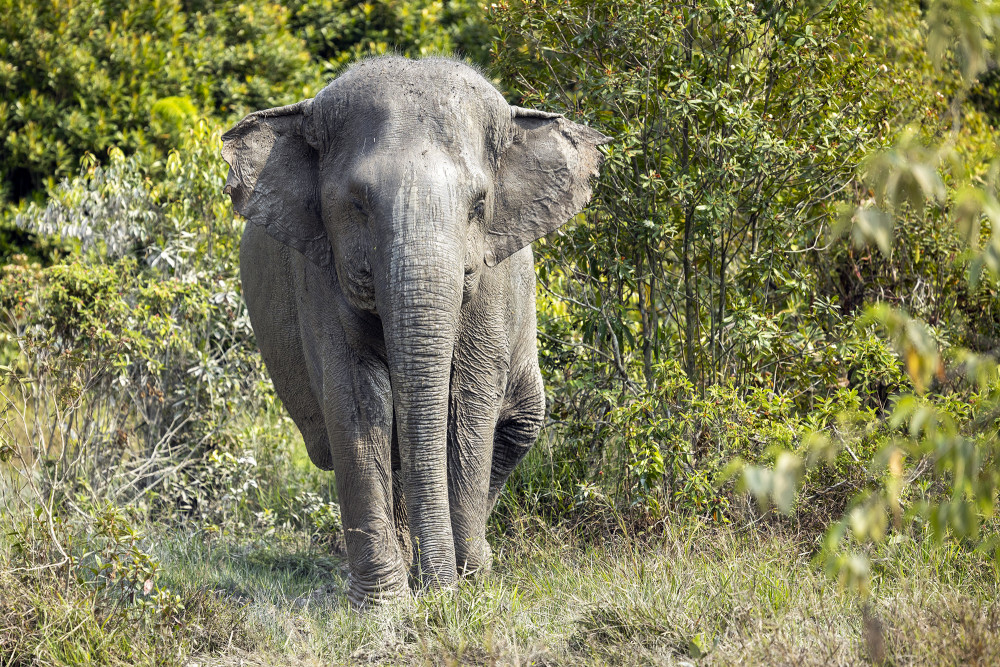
[222,56,608,607]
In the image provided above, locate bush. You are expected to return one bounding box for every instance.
[287,0,492,71]
[494,0,892,392]
[489,0,923,531]
[0,0,314,202]
[0,0,493,205]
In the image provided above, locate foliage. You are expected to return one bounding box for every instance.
[0,120,257,447]
[5,118,241,272]
[0,127,342,661]
[0,0,315,202]
[495,0,891,392]
[3,0,1000,651]
[6,514,998,664]
[492,0,916,525]
[727,0,1000,591]
[0,0,493,205]
[287,0,492,72]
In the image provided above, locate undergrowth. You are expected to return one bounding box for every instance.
[4,507,997,665]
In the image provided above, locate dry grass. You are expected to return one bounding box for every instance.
[2,388,995,666]
[3,514,998,665]
[7,520,973,666]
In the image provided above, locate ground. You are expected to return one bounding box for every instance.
[136,521,1000,665]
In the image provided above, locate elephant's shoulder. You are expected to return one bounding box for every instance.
[241,222,340,304]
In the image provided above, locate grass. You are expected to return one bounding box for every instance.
[178,520,1000,665]
[2,398,996,665]
[6,517,994,666]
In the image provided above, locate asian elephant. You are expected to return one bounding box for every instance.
[221,56,608,607]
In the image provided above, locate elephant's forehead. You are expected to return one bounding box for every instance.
[316,57,507,144]
[333,56,503,102]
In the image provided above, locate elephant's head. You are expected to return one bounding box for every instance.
[222,57,607,584]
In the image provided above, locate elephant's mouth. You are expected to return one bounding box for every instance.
[462,263,481,304]
[339,257,377,314]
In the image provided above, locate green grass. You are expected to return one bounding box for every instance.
[2,407,996,665]
[9,520,993,666]
[3,410,997,666]
[3,512,999,665]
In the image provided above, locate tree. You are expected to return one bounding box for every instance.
[0,0,315,202]
[493,0,893,397]
[0,0,493,204]
[732,0,1000,588]
[287,0,493,70]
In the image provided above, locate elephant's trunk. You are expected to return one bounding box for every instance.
[375,160,464,587]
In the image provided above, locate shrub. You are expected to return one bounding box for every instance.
[287,0,492,71]
[0,0,314,202]
[0,0,492,204]
[494,0,892,392]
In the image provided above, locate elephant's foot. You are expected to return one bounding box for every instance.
[456,539,492,578]
[345,565,409,609]
[411,560,459,592]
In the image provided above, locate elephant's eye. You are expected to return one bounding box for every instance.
[350,196,366,216]
[470,199,486,221]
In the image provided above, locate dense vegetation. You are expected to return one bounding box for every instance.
[0,0,487,202]
[1,0,999,663]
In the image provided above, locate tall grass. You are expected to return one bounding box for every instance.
[6,449,998,665]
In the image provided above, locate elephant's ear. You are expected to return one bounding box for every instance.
[486,106,610,267]
[222,100,332,267]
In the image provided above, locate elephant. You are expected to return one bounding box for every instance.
[221,56,608,607]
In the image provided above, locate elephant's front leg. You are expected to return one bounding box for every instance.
[322,349,410,606]
[447,324,509,576]
[297,292,409,606]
